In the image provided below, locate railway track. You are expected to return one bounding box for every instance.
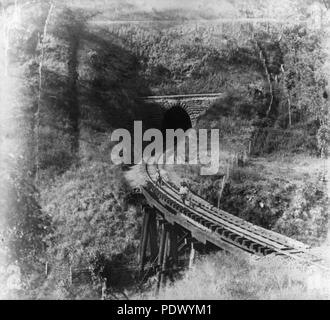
[142,157,330,272]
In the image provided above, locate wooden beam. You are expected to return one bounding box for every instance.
[148,208,159,261]
[169,224,179,268]
[160,227,170,287]
[156,222,168,295]
[139,207,150,273]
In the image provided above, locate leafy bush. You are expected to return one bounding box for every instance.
[40,162,141,298]
[250,127,319,156]
[274,175,329,246]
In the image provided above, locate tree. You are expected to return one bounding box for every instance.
[0,157,51,296]
[35,2,54,181]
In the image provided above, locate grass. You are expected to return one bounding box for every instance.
[141,251,330,300]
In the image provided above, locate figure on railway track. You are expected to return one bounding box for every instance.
[159,168,169,183]
[156,170,162,185]
[156,168,170,186]
[179,181,189,205]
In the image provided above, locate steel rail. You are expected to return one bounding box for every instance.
[143,159,330,271]
[160,168,308,250]
[154,157,306,250]
[147,165,288,253]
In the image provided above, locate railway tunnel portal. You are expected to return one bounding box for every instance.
[142,93,224,129]
[161,105,192,133]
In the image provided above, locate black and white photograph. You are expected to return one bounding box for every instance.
[0,0,330,302]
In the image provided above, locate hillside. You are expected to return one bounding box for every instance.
[0,0,329,300]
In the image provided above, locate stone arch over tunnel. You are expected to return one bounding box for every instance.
[161,105,192,133]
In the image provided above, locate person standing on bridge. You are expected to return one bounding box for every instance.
[156,170,162,185]
[179,181,189,205]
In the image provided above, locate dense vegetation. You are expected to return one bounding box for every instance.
[144,251,330,300]
[0,0,329,299]
[171,157,329,247]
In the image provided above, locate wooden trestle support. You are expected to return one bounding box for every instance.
[139,205,196,294]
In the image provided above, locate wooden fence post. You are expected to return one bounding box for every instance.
[217,175,226,209]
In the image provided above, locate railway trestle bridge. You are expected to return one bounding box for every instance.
[137,93,329,293]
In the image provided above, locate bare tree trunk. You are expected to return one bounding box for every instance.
[287,93,292,128]
[35,2,54,182]
[280,64,292,128]
[67,34,80,157]
[322,0,329,10]
[254,40,273,117]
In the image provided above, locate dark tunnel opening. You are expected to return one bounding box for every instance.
[161,106,192,134]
